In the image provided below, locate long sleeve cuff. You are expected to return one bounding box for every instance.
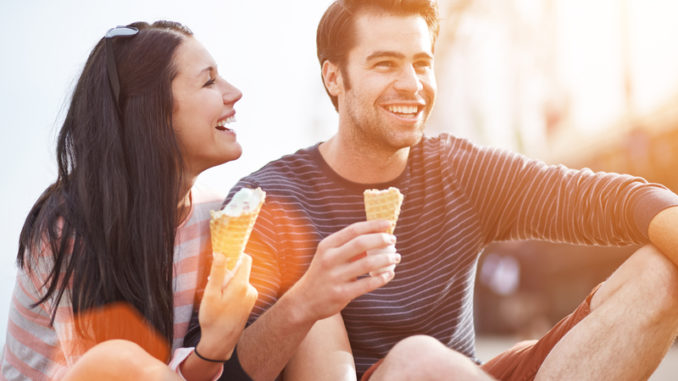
[633,186,678,240]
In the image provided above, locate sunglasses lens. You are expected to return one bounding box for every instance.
[105,26,139,39]
[104,25,139,113]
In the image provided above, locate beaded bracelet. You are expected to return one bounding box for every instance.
[194,346,229,363]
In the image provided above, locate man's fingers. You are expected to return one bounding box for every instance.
[333,232,396,264]
[344,271,395,299]
[320,220,391,250]
[343,251,401,279]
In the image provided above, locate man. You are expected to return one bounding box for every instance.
[188,0,678,379]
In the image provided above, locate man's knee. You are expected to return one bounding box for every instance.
[389,335,451,365]
[381,335,489,380]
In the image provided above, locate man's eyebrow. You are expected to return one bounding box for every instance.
[414,52,434,60]
[365,51,433,61]
[366,51,405,61]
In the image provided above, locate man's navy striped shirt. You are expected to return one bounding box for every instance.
[227,133,677,377]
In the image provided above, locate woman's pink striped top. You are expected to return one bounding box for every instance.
[1,185,223,380]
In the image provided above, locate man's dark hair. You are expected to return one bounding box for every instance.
[316,0,440,110]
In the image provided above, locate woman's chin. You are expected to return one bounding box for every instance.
[221,146,243,165]
[229,146,243,161]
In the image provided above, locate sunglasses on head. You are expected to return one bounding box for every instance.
[104,26,139,114]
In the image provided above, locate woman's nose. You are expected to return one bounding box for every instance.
[221,80,243,104]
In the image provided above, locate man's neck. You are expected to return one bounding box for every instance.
[319,134,410,184]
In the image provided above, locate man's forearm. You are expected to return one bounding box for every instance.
[648,205,678,268]
[282,314,356,381]
[237,294,315,380]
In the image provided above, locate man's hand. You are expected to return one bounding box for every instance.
[288,219,401,324]
[235,219,400,380]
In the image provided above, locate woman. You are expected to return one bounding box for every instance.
[1,21,257,380]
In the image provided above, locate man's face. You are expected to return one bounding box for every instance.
[332,11,437,150]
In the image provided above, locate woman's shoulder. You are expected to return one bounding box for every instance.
[184,183,226,226]
[191,183,225,207]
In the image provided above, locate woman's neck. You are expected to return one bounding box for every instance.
[177,177,196,225]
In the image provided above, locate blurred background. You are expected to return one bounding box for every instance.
[1,0,677,378]
[432,1,678,378]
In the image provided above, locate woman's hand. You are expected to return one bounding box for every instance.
[195,253,258,361]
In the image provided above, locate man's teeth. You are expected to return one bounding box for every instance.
[387,105,419,114]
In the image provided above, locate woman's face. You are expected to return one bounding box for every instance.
[171,37,243,177]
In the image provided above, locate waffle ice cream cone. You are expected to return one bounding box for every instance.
[363,187,404,234]
[210,187,266,270]
[363,187,403,276]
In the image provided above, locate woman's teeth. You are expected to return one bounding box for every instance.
[217,116,236,127]
[216,116,236,130]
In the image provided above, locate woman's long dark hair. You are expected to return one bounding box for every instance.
[17,20,193,358]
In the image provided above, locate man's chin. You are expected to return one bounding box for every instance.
[392,131,424,149]
[410,133,424,146]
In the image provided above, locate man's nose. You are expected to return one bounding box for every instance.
[394,64,423,93]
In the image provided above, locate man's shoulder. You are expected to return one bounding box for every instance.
[419,133,528,169]
[417,133,479,157]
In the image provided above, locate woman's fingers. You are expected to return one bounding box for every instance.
[221,254,257,309]
[205,254,227,296]
[230,253,253,287]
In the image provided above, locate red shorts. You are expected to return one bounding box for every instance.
[361,283,600,381]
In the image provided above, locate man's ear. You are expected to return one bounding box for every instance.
[322,60,343,97]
